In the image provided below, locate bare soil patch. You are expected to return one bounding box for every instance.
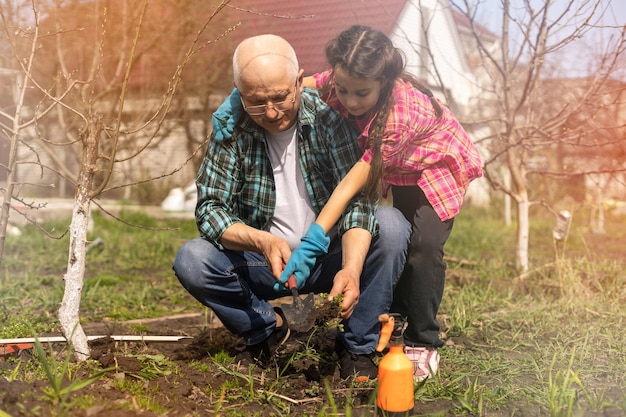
[2,297,450,416]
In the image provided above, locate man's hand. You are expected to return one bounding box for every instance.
[327,267,361,319]
[259,234,292,281]
[220,224,291,281]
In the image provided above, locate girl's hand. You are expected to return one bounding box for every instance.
[274,223,330,291]
[212,88,242,142]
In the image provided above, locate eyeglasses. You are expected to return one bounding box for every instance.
[240,80,298,116]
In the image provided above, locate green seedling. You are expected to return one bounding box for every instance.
[127,353,174,380]
[33,337,111,416]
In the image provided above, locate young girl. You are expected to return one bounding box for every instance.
[212,25,483,381]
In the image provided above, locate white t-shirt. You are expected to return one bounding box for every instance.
[265,125,316,250]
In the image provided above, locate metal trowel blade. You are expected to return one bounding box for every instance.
[280,278,316,333]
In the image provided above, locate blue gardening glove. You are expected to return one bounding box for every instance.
[274,223,330,291]
[211,88,242,142]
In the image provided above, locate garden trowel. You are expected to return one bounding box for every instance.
[280,275,316,333]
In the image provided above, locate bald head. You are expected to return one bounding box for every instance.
[233,34,303,132]
[233,34,299,88]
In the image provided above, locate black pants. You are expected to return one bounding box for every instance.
[390,185,454,347]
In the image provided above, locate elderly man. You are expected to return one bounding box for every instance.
[173,34,409,380]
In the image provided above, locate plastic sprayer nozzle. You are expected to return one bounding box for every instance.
[376,314,395,352]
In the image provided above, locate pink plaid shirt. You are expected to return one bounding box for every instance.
[313,70,483,221]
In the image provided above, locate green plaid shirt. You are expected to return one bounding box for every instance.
[196,88,378,248]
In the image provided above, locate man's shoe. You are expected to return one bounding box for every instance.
[336,340,378,380]
[236,308,290,367]
[405,346,439,382]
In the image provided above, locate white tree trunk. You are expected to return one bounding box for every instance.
[503,168,512,227]
[515,198,530,272]
[58,198,91,361]
[58,117,101,362]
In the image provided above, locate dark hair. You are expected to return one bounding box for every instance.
[325,25,442,201]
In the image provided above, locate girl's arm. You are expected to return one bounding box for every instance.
[317,160,371,233]
[277,160,370,290]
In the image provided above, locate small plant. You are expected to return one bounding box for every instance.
[318,292,345,331]
[455,377,484,415]
[209,350,235,366]
[283,330,322,366]
[127,353,174,380]
[3,361,22,382]
[128,324,150,333]
[547,351,581,417]
[1,317,56,339]
[189,360,210,372]
[33,337,111,416]
[113,378,167,414]
[322,378,340,416]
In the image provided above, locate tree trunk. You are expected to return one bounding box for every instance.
[58,116,101,362]
[0,69,28,264]
[0,130,19,264]
[515,196,530,272]
[502,167,512,226]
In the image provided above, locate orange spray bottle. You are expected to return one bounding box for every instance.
[376,313,414,416]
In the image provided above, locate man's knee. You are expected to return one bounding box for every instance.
[375,206,411,251]
[173,238,211,285]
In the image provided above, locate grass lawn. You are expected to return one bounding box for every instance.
[1,205,625,416]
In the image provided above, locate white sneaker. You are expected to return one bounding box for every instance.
[405,346,439,382]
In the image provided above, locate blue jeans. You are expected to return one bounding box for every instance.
[173,206,410,355]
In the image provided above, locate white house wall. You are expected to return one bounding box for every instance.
[391,0,477,108]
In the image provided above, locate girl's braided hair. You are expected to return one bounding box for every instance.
[325,25,442,201]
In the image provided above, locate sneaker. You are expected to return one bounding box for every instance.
[335,339,378,380]
[405,346,439,382]
[236,308,290,367]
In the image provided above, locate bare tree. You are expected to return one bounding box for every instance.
[447,0,626,270]
[1,0,232,360]
[0,0,64,261]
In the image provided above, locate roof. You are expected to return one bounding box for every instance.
[450,7,499,43]
[224,0,409,75]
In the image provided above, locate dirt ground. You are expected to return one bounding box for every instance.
[2,297,447,416]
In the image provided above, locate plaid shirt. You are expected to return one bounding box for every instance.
[196,88,378,248]
[314,71,483,221]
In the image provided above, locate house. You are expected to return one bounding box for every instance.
[6,0,491,208]
[223,0,479,111]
